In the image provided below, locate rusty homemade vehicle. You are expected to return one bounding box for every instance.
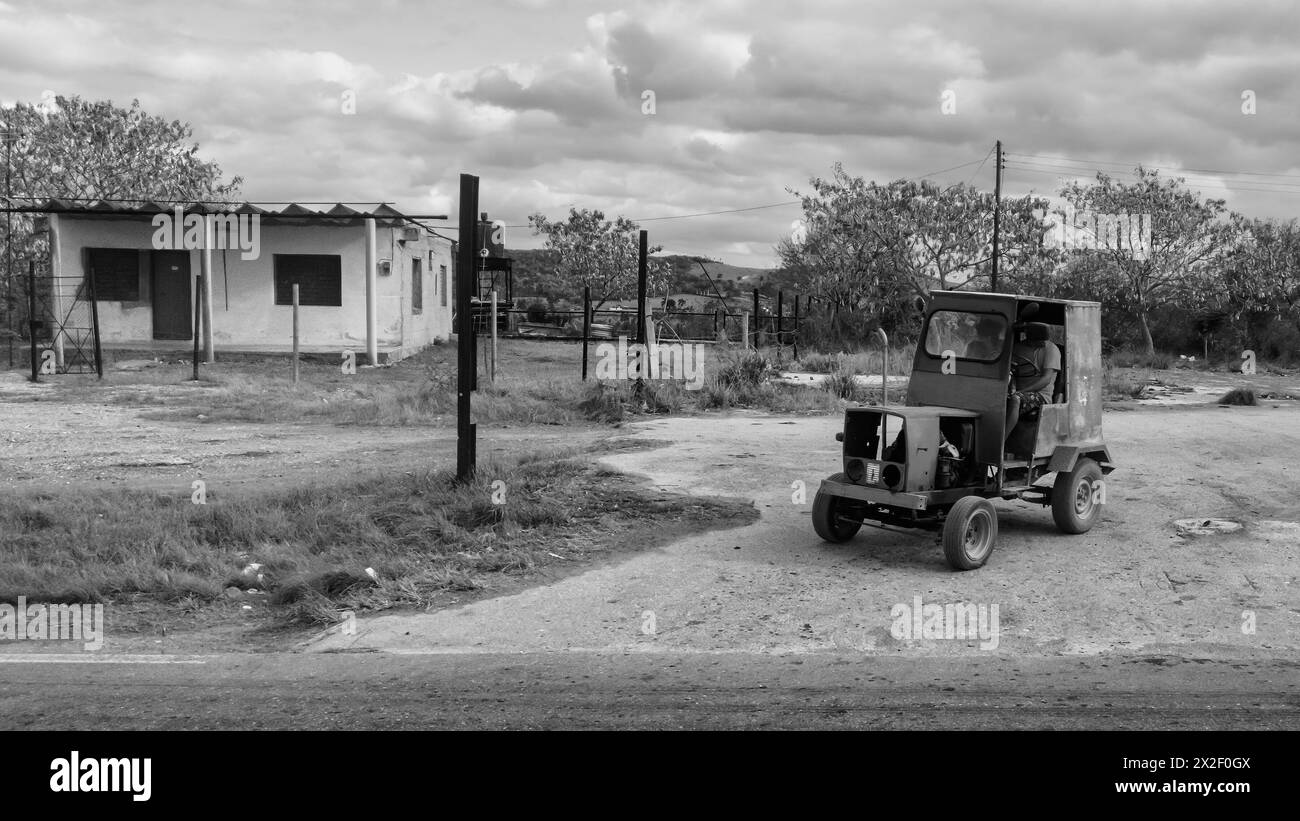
[812,291,1115,570]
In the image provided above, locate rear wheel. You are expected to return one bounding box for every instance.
[812,474,862,542]
[942,496,998,570]
[1052,457,1103,534]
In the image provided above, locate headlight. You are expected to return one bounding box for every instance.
[882,464,903,490]
[846,458,865,482]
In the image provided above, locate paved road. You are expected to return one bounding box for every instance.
[1,652,1296,730]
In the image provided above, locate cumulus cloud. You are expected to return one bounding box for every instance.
[0,0,1296,265]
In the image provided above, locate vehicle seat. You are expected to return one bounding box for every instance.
[1053,342,1067,403]
[940,418,974,456]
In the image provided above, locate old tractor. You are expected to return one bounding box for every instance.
[812,291,1115,570]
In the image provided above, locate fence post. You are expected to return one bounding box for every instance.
[192,272,202,382]
[776,290,784,348]
[292,283,300,385]
[490,289,497,384]
[742,312,750,350]
[581,285,590,381]
[752,289,760,348]
[27,260,37,383]
[791,292,799,361]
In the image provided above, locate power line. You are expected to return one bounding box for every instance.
[1003,161,1300,196]
[1006,158,1300,192]
[1009,152,1300,182]
[966,147,995,187]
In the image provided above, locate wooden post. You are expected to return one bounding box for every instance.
[456,174,479,481]
[635,230,647,398]
[635,230,648,346]
[87,259,103,379]
[742,311,750,350]
[581,285,591,381]
[776,290,784,348]
[489,289,497,384]
[27,260,37,383]
[292,283,300,385]
[791,293,800,361]
[202,215,215,363]
[192,273,202,381]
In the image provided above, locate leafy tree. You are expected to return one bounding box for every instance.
[1,95,241,342]
[1057,167,1232,355]
[776,164,1052,338]
[527,208,667,311]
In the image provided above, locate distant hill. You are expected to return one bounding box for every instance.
[505,248,776,304]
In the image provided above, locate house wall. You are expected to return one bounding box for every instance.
[55,215,454,357]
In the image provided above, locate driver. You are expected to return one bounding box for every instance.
[963,314,1005,359]
[1005,322,1061,452]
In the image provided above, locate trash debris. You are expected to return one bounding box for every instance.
[1174,518,1243,536]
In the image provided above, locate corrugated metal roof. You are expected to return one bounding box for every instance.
[30,199,432,227]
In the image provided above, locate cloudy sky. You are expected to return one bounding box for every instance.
[2,0,1298,267]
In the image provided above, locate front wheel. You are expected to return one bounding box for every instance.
[942,496,998,570]
[1052,457,1103,534]
[812,474,862,542]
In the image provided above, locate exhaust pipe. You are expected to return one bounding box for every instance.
[875,328,889,405]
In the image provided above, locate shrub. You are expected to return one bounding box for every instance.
[525,301,550,323]
[1219,387,1257,406]
[822,355,858,400]
[714,350,775,391]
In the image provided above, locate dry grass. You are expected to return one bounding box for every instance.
[0,444,754,626]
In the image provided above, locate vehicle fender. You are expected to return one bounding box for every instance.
[1049,445,1115,474]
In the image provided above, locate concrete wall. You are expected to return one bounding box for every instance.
[55,215,454,358]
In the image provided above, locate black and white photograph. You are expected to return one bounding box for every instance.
[0,0,1294,801]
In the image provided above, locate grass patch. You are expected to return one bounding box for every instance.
[1104,363,1153,400]
[0,446,755,626]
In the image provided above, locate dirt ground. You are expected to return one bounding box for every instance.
[316,401,1300,658]
[0,372,606,496]
[3,367,1299,660]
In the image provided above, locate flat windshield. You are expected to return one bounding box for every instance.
[848,412,907,462]
[924,310,1007,362]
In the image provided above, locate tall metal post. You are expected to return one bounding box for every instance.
[581,285,591,381]
[456,174,479,481]
[991,139,1002,293]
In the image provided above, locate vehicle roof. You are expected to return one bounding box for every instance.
[931,291,1101,309]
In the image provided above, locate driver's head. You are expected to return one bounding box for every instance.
[1023,322,1050,343]
[975,315,1003,336]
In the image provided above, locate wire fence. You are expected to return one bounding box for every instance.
[469,294,803,348]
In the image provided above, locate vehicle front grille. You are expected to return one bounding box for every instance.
[864,461,880,485]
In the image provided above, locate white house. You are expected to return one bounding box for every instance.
[42,200,454,365]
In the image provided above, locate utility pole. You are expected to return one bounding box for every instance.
[3,127,16,368]
[456,173,479,481]
[991,139,1003,293]
[634,229,647,399]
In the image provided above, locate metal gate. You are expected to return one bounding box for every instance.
[29,265,102,376]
